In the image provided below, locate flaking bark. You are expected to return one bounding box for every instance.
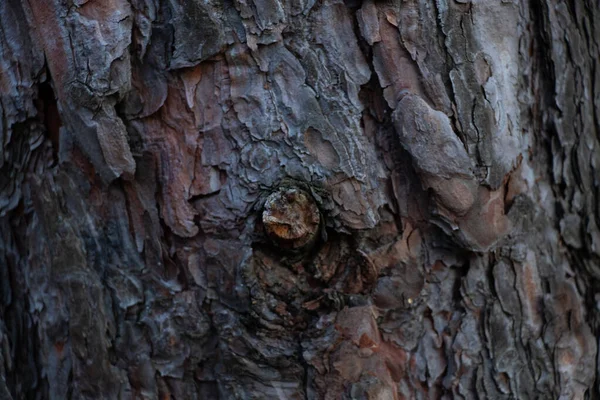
[1,0,599,399]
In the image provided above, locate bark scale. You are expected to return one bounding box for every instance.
[0,0,599,399]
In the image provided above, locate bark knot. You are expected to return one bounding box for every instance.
[262,187,321,250]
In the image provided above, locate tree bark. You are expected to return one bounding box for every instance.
[1,0,599,398]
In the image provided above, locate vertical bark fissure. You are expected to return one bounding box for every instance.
[1,0,600,399]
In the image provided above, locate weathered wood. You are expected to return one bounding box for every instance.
[1,0,599,398]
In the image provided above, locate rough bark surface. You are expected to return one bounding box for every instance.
[1,0,599,399]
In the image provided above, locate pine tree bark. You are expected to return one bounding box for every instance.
[1,0,599,398]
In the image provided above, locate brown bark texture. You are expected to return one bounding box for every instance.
[1,0,600,399]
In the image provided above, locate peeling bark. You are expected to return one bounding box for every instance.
[1,0,599,399]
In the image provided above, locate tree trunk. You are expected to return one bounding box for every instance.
[1,0,599,398]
